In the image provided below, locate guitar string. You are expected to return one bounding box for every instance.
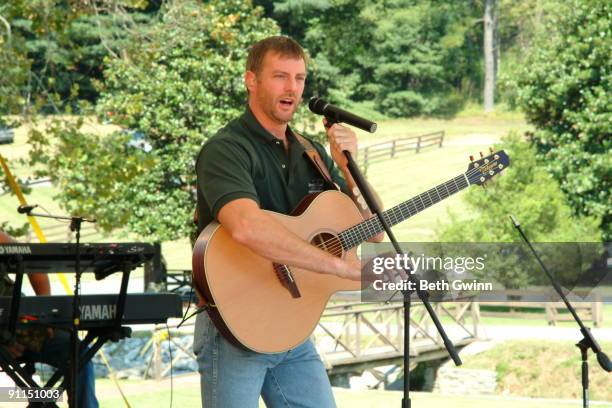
[311,176,466,255]
[301,163,500,256]
[274,162,501,279]
[319,175,469,252]
[340,174,464,247]
[314,179,459,254]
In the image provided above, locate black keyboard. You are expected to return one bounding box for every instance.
[0,293,182,328]
[0,242,156,276]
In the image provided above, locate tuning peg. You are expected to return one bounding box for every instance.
[469,155,474,162]
[479,152,484,158]
[489,147,494,154]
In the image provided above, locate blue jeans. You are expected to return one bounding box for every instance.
[22,329,98,408]
[193,312,336,408]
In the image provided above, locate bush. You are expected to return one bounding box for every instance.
[437,133,601,288]
[378,91,426,117]
[513,0,611,240]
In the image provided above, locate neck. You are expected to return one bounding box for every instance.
[338,173,471,250]
[249,100,287,140]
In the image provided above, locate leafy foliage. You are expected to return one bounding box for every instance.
[514,0,611,240]
[437,134,601,288]
[28,0,280,241]
[261,0,484,116]
[0,0,158,114]
[27,118,155,232]
[1,0,566,117]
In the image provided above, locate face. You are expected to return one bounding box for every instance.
[246,51,306,125]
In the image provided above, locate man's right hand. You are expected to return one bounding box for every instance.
[336,258,363,281]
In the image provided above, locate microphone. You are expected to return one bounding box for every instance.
[17,204,38,214]
[597,350,612,372]
[308,97,377,133]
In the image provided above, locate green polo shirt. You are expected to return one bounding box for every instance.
[195,108,349,232]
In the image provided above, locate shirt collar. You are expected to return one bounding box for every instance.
[241,107,301,150]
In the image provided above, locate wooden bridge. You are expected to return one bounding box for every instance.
[314,298,480,380]
[142,297,480,383]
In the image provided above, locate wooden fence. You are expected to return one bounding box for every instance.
[358,131,444,172]
[478,296,604,327]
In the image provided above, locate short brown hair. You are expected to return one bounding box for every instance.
[246,36,306,74]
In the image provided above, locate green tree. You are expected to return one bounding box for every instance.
[437,134,601,288]
[28,0,280,241]
[0,0,158,114]
[0,12,30,115]
[265,0,484,116]
[514,0,611,240]
[367,1,484,116]
[496,0,559,107]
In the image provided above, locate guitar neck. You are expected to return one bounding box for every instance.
[339,173,471,249]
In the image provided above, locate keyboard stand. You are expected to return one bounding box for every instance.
[43,260,137,406]
[0,255,59,407]
[0,254,25,344]
[0,258,138,407]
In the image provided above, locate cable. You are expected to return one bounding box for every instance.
[177,284,194,325]
[176,283,209,329]
[177,306,208,329]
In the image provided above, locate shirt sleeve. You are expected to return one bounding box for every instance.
[196,138,260,220]
[312,141,350,195]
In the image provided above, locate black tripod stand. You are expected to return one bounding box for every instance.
[318,112,462,408]
[510,215,611,408]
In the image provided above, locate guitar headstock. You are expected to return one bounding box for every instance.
[465,149,510,186]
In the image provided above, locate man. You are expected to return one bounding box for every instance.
[0,230,99,407]
[194,35,383,408]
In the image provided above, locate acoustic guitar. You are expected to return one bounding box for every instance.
[192,150,509,353]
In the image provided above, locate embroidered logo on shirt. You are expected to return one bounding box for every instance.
[308,179,325,194]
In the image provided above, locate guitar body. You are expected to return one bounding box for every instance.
[191,149,510,353]
[192,190,364,354]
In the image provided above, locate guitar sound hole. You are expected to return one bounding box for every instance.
[311,233,343,257]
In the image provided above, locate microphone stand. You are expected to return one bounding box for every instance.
[325,119,462,408]
[510,215,611,408]
[20,208,96,408]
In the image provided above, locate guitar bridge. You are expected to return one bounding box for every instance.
[273,263,301,298]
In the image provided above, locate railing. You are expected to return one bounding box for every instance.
[358,131,444,173]
[313,299,479,375]
[479,296,603,327]
[140,299,480,381]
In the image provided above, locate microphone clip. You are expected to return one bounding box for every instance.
[17,204,38,215]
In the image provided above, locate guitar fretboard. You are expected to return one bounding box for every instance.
[339,174,470,249]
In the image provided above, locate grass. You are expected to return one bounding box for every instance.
[5,111,612,407]
[366,143,488,241]
[477,303,612,329]
[75,378,612,408]
[310,104,530,147]
[460,339,612,401]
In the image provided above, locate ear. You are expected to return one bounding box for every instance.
[245,70,256,94]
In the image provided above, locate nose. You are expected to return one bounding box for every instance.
[285,77,298,93]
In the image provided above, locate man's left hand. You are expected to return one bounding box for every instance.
[325,120,358,169]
